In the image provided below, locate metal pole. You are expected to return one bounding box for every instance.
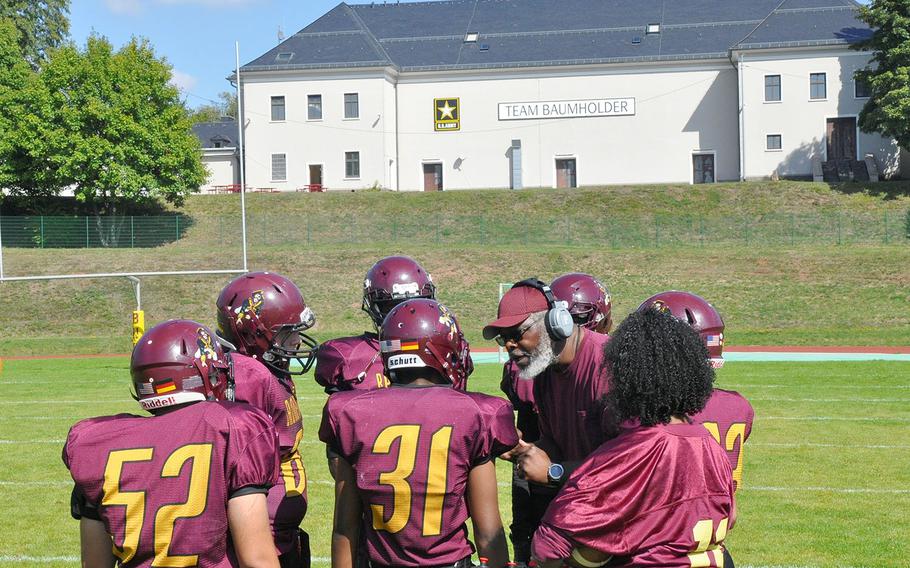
[236,42,249,273]
[126,276,141,310]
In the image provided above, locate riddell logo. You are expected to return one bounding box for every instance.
[141,396,176,410]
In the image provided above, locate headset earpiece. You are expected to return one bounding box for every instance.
[513,278,574,341]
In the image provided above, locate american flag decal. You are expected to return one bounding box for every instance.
[380,339,401,353]
[138,382,154,395]
[706,334,723,347]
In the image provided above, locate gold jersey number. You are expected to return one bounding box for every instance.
[369,424,453,536]
[102,444,212,567]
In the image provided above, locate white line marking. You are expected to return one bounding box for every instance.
[0,481,71,487]
[748,485,910,495]
[723,384,910,390]
[758,416,910,422]
[0,556,80,563]
[749,397,910,403]
[751,442,910,449]
[0,400,125,405]
[0,440,64,444]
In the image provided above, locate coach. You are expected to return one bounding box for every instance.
[484,279,611,487]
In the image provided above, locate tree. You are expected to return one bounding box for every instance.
[0,1,70,67]
[189,91,238,124]
[0,33,207,238]
[852,1,910,150]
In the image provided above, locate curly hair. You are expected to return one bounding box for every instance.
[601,307,715,432]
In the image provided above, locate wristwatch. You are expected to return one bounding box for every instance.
[547,462,565,485]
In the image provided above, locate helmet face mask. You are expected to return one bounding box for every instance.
[379,299,469,390]
[216,272,319,376]
[131,320,230,413]
[362,256,436,328]
[637,290,725,367]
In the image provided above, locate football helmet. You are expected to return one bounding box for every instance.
[130,319,230,412]
[379,298,470,390]
[216,271,318,375]
[362,256,436,328]
[637,291,726,368]
[550,272,613,333]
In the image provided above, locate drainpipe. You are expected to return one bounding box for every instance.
[737,53,746,181]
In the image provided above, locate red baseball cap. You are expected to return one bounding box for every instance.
[483,284,550,340]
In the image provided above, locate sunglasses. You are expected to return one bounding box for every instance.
[494,316,541,347]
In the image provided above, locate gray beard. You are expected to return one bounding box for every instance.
[518,333,557,380]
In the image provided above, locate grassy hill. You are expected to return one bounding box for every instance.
[1,181,908,356]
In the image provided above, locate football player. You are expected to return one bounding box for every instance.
[320,298,518,568]
[637,290,754,493]
[217,272,317,568]
[532,308,734,568]
[63,320,281,568]
[314,255,436,393]
[498,272,612,565]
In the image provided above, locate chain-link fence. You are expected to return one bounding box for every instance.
[1,210,908,249]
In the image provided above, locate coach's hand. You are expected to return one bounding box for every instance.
[514,440,551,485]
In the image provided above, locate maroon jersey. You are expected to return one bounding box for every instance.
[533,330,611,461]
[63,402,279,568]
[319,385,519,567]
[533,424,734,567]
[315,332,389,392]
[500,360,540,443]
[232,353,307,557]
[691,388,754,493]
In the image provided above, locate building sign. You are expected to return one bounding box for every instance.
[498,98,635,121]
[434,98,460,131]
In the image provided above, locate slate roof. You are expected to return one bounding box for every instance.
[192,119,238,149]
[241,0,871,73]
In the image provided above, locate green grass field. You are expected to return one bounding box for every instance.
[2,181,909,356]
[0,356,907,568]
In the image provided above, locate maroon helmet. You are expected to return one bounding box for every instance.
[362,256,436,328]
[637,291,726,368]
[551,272,613,333]
[216,271,318,375]
[379,298,470,390]
[130,319,230,412]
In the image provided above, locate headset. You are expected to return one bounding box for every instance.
[512,278,575,341]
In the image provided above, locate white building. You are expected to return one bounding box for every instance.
[192,119,241,192]
[237,0,903,191]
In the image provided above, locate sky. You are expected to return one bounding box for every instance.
[69,0,368,110]
[69,0,871,111]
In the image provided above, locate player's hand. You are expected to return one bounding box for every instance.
[514,441,551,485]
[500,438,531,461]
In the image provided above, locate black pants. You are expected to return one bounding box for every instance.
[279,529,311,568]
[723,548,735,568]
[509,472,557,563]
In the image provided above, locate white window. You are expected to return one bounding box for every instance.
[271,153,287,181]
[344,93,359,119]
[764,75,781,102]
[270,96,285,121]
[345,151,360,178]
[307,94,322,120]
[810,73,826,100]
[766,134,782,151]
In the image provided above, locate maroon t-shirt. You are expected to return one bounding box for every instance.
[319,385,519,567]
[691,388,755,493]
[499,360,539,443]
[232,353,307,557]
[63,402,279,568]
[533,330,611,461]
[533,424,734,567]
[315,333,388,392]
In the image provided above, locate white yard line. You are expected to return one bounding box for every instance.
[722,384,910,389]
[758,416,910,422]
[747,485,910,495]
[748,397,910,402]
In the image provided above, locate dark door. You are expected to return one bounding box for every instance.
[555,159,577,188]
[827,117,857,161]
[692,154,715,184]
[423,163,442,191]
[309,164,323,186]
